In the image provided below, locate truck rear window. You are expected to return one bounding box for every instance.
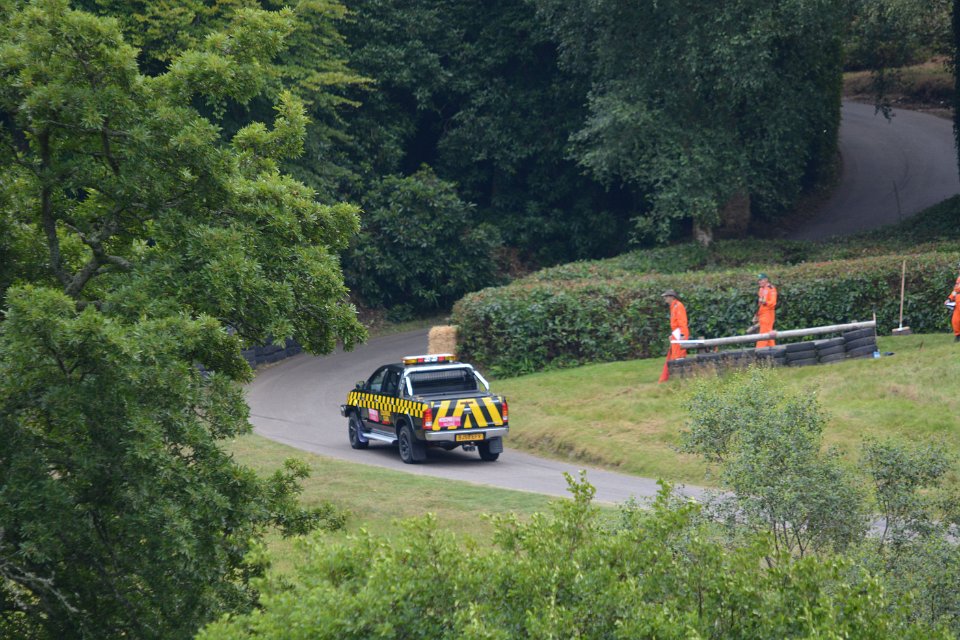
[408,368,478,395]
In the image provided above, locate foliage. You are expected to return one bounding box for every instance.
[681,369,867,558]
[0,0,364,351]
[343,167,501,314]
[0,287,345,639]
[199,474,943,639]
[847,437,960,633]
[75,0,367,201]
[453,249,959,376]
[533,0,847,239]
[338,0,638,266]
[862,437,951,546]
[0,1,358,637]
[845,0,951,82]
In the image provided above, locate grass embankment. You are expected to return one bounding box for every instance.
[844,58,953,117]
[226,436,556,572]
[495,333,960,487]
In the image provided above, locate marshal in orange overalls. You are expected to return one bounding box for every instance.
[659,290,689,383]
[948,274,960,340]
[755,277,778,349]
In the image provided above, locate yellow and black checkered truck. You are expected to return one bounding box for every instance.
[339,354,508,463]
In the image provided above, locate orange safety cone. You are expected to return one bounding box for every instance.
[658,357,670,383]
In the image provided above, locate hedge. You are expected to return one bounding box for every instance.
[452,251,960,376]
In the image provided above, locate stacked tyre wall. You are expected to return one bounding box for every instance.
[667,327,879,378]
[241,338,302,369]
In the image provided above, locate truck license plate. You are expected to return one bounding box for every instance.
[455,433,484,442]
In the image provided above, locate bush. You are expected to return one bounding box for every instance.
[681,369,868,558]
[452,250,960,376]
[198,475,944,640]
[344,167,502,312]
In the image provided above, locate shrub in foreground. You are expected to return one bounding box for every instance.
[199,475,944,640]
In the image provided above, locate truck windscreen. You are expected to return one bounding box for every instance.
[408,368,478,395]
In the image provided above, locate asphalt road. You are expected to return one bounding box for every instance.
[248,329,702,504]
[248,101,960,504]
[791,101,960,240]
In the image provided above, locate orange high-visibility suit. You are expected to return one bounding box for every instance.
[756,283,778,348]
[659,299,690,382]
[948,275,960,337]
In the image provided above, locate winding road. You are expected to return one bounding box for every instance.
[248,101,960,504]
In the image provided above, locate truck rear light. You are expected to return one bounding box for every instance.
[423,406,433,429]
[501,400,508,422]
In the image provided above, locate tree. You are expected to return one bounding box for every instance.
[0,1,360,636]
[339,0,639,267]
[344,167,501,316]
[680,368,868,559]
[533,0,849,243]
[74,0,368,201]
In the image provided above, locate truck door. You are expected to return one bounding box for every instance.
[361,367,388,431]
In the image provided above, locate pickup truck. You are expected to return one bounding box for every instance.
[339,354,508,463]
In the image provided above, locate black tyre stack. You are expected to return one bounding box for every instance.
[784,341,818,367]
[755,346,787,367]
[842,327,878,359]
[814,337,846,364]
[667,357,688,378]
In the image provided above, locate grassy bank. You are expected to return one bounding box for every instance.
[494,333,960,486]
[844,58,953,117]
[226,435,556,572]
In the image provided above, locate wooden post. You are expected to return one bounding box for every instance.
[898,260,906,329]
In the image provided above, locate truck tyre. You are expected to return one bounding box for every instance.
[478,437,502,462]
[398,423,426,464]
[788,357,819,367]
[845,336,877,350]
[847,345,878,359]
[816,345,845,357]
[348,414,368,450]
[842,328,875,341]
[785,349,816,363]
[819,352,846,364]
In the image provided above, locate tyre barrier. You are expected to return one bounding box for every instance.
[666,329,883,378]
[241,337,303,369]
[842,328,877,360]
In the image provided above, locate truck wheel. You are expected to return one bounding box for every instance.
[348,414,368,450]
[398,423,426,464]
[478,438,502,462]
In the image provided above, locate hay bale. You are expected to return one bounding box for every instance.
[428,325,458,355]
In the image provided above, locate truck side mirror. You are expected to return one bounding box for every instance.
[355,381,365,390]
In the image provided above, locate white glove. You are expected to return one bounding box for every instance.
[672,328,682,340]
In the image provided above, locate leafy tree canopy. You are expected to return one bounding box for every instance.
[533,0,848,241]
[0,1,360,636]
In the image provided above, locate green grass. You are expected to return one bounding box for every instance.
[494,333,960,487]
[226,435,557,573]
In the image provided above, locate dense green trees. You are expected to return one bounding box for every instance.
[338,0,639,268]
[533,0,847,242]
[0,1,356,636]
[344,167,501,316]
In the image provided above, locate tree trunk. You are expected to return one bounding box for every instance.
[719,190,751,235]
[693,221,713,247]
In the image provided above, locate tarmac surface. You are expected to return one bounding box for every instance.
[790,101,960,240]
[247,100,960,504]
